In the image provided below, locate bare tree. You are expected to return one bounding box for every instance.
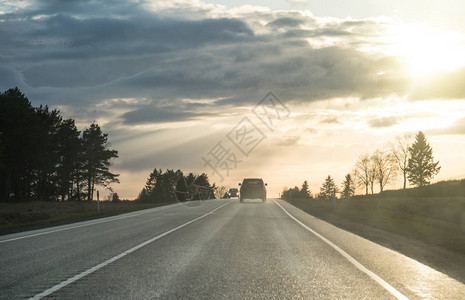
[390,134,413,189]
[371,149,397,193]
[354,154,371,195]
[368,161,376,194]
[214,185,228,199]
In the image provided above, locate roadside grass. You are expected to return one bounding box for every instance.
[286,195,465,253]
[285,189,465,284]
[0,200,175,235]
[366,179,465,198]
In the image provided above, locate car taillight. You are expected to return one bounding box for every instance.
[263,183,266,190]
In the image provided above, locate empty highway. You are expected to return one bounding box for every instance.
[1,199,464,299]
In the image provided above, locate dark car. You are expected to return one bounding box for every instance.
[239,178,267,203]
[228,188,239,198]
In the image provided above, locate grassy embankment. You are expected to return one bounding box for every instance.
[0,200,175,235]
[286,179,465,254]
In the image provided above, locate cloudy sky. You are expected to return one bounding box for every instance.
[2,0,465,198]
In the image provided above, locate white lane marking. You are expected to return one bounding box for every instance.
[274,200,409,300]
[0,202,187,244]
[29,201,231,300]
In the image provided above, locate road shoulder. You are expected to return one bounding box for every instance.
[275,199,465,299]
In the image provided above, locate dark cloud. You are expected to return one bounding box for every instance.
[0,0,462,127]
[283,28,351,38]
[320,116,341,124]
[337,19,388,32]
[121,105,212,124]
[304,127,318,134]
[272,135,300,147]
[267,17,304,28]
[368,116,400,128]
[9,14,254,64]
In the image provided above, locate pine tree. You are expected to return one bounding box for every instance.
[341,173,355,199]
[0,88,36,201]
[407,131,440,187]
[319,175,337,200]
[82,123,119,201]
[112,192,120,202]
[301,180,311,198]
[0,88,120,202]
[55,119,82,201]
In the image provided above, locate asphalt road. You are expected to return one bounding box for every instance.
[1,199,464,299]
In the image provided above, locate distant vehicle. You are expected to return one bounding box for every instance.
[239,178,267,203]
[228,188,239,198]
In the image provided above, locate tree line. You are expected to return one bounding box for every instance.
[0,88,119,202]
[281,180,312,199]
[282,131,440,200]
[282,174,355,201]
[353,131,440,195]
[137,168,216,203]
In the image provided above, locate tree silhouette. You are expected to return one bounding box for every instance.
[281,186,299,200]
[341,173,355,199]
[112,192,120,202]
[301,180,311,198]
[372,149,397,193]
[55,119,82,201]
[0,88,119,202]
[281,180,312,199]
[137,169,215,203]
[390,134,413,189]
[407,131,440,187]
[214,185,227,199]
[354,154,371,195]
[82,123,119,201]
[33,105,63,201]
[319,175,337,200]
[0,88,36,201]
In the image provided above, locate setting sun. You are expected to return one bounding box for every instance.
[385,23,465,78]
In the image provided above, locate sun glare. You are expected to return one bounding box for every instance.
[385,24,465,78]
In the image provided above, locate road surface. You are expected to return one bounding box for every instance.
[1,199,464,299]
